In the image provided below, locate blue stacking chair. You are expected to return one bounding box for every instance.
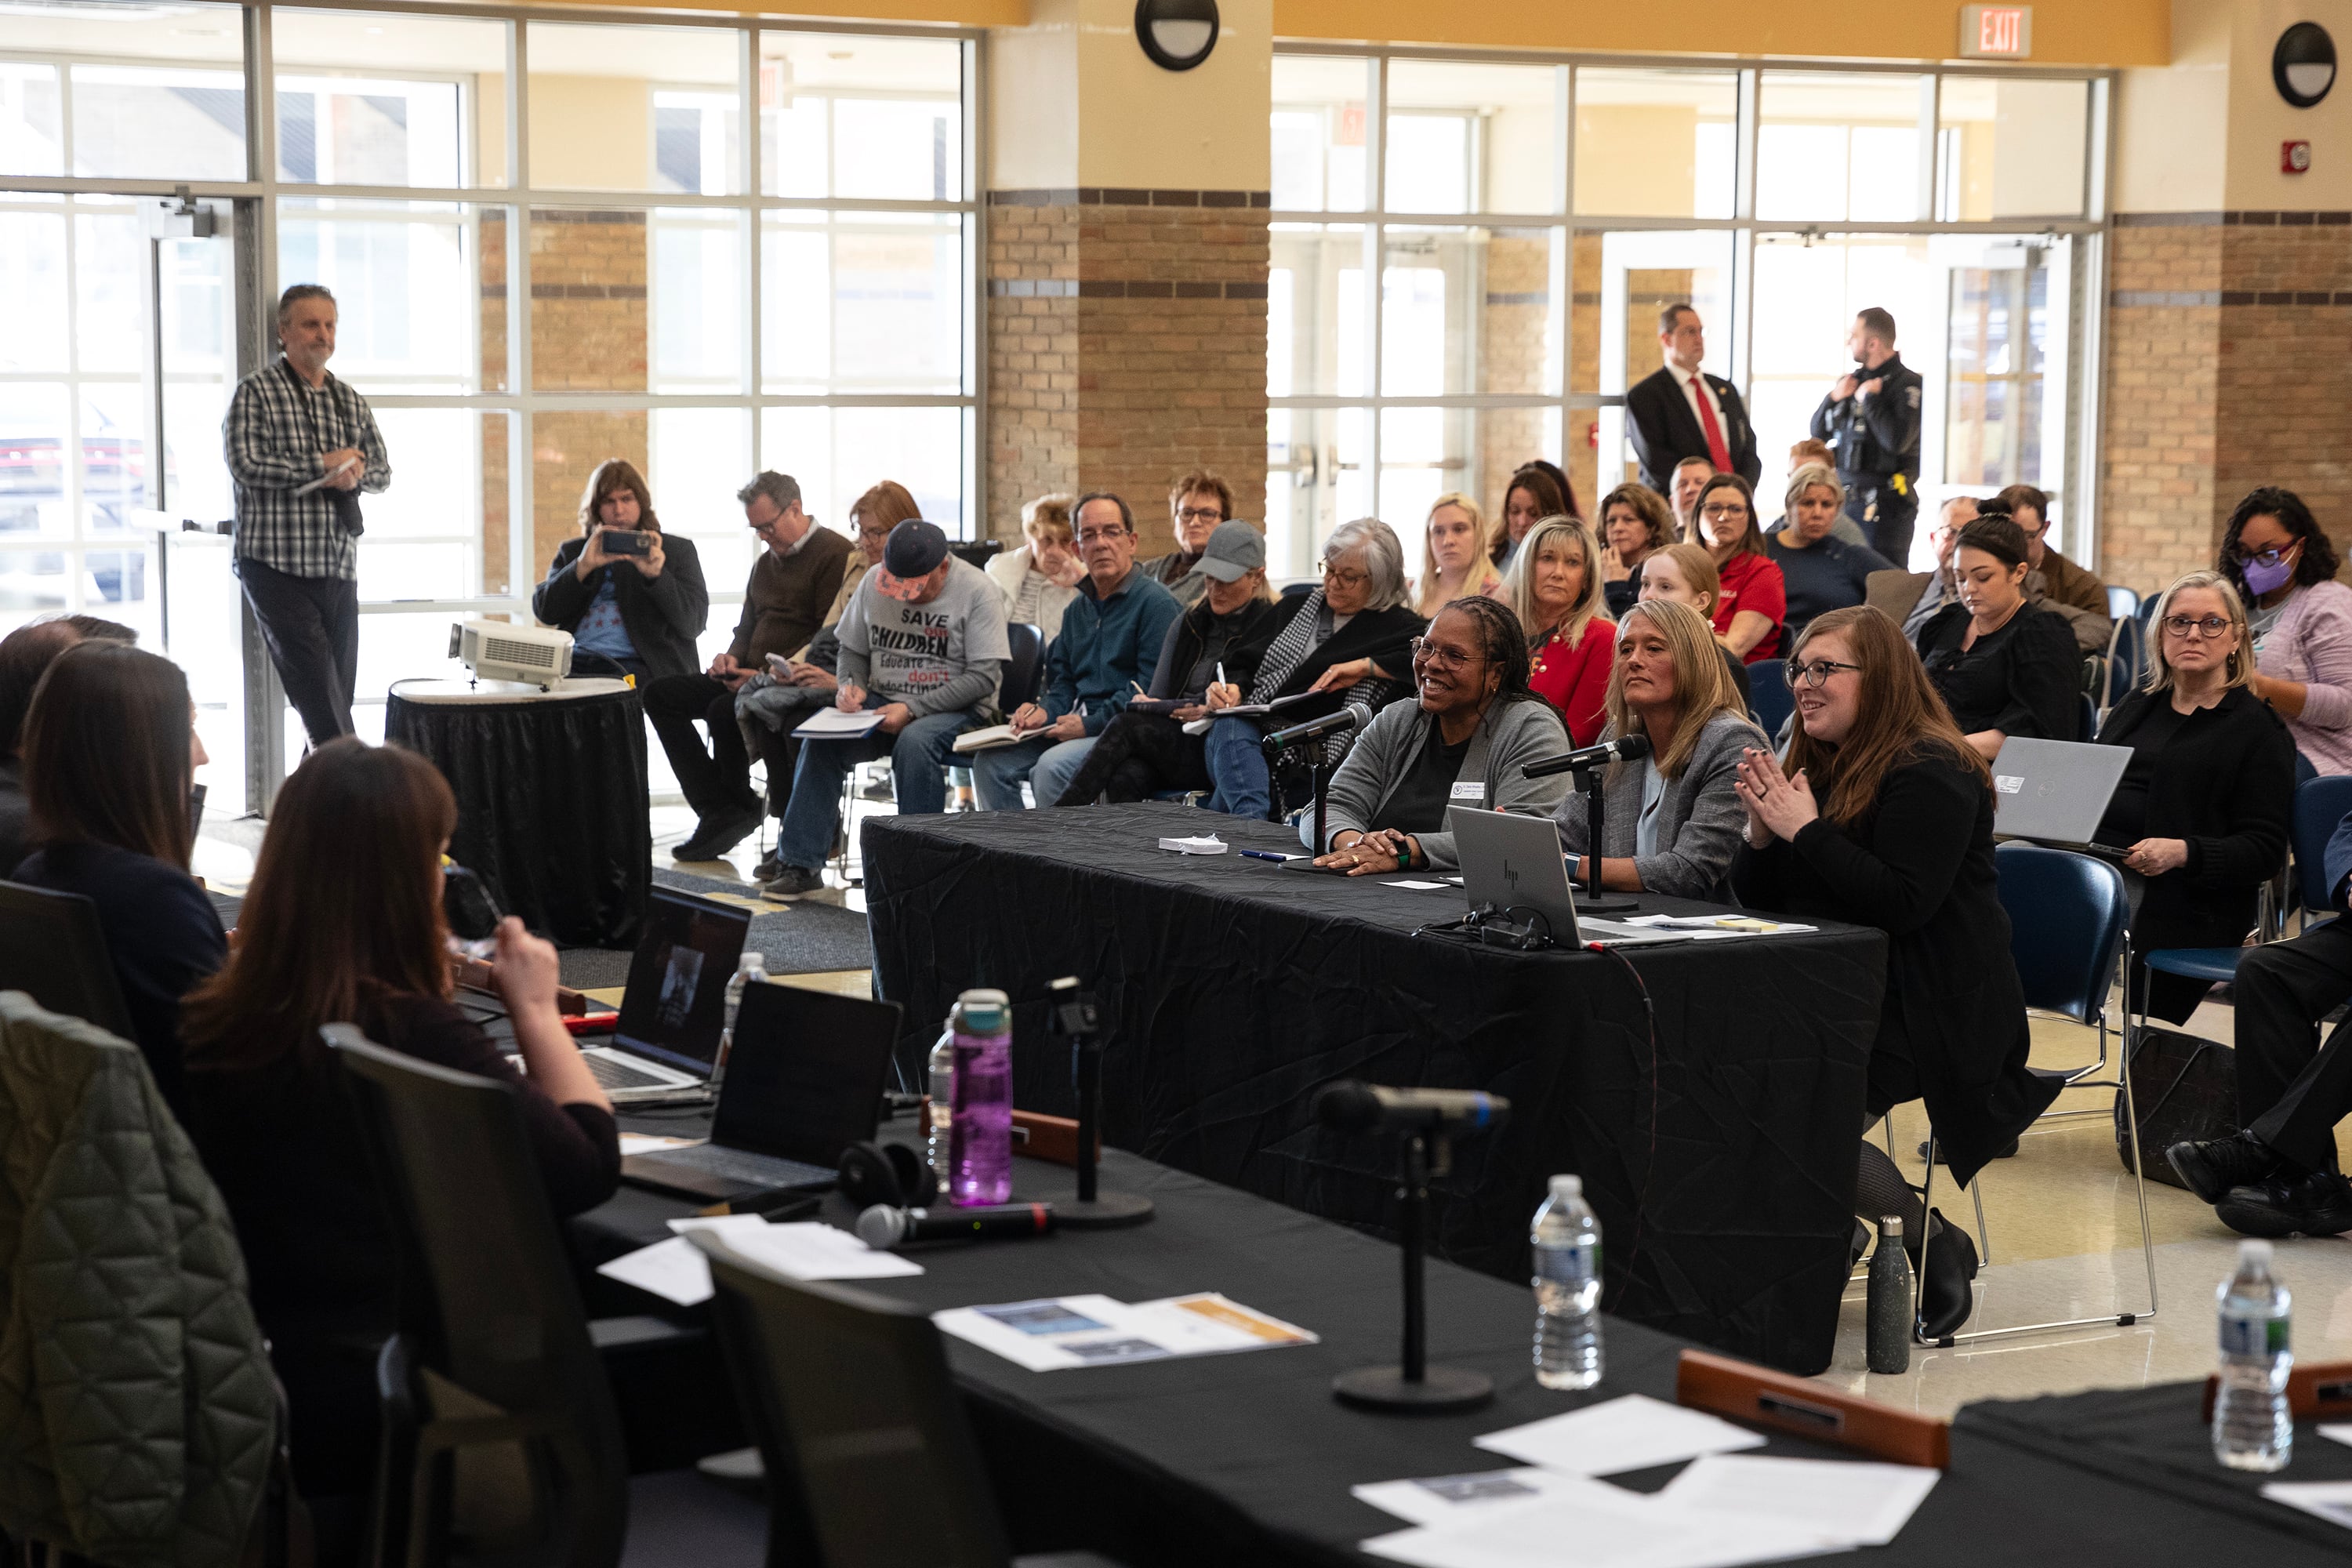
[2102,614,2143,712]
[1747,658,1793,740]
[2105,585,2141,621]
[2130,773,2346,997]
[1912,845,2158,1345]
[2078,691,2097,742]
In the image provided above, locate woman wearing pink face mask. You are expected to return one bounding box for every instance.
[2221,486,2352,776]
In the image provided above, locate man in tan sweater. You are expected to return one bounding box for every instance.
[2001,482,2112,655]
[648,470,849,861]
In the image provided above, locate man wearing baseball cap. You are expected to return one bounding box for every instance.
[973,490,1182,811]
[759,517,1009,898]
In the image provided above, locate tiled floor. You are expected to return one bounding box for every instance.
[195,804,2352,1420]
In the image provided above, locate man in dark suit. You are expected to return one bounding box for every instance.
[1625,303,1760,499]
[2169,808,2352,1237]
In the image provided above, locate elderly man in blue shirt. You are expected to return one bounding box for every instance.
[975,491,1181,810]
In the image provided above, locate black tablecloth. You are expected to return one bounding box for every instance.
[1957,1380,2352,1552]
[859,802,1885,1375]
[386,685,651,948]
[577,1123,2350,1568]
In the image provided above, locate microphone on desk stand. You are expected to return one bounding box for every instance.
[1316,1078,1510,1414]
[1263,709,1360,857]
[1525,733,1649,914]
[1045,975,1155,1229]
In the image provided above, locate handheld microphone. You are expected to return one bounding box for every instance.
[1524,731,1651,779]
[855,1202,1058,1250]
[1314,1080,1511,1134]
[1262,707,1360,755]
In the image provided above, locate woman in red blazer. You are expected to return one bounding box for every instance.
[1501,514,1615,746]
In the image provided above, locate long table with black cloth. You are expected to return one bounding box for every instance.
[573,1119,2351,1567]
[858,801,1884,1374]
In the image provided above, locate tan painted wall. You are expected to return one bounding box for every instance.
[2118,0,2352,212]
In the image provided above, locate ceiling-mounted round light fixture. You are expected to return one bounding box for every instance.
[2275,21,2337,108]
[1135,0,1219,72]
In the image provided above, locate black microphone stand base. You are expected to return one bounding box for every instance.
[1332,1364,1494,1413]
[1575,894,1640,915]
[1054,1190,1157,1229]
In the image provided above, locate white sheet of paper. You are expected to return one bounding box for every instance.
[2262,1480,2352,1530]
[601,1218,921,1306]
[1660,1454,1939,1547]
[596,1236,715,1306]
[1472,1393,1766,1477]
[2320,1422,2352,1449]
[1352,1468,1585,1527]
[292,457,360,497]
[1358,1476,1848,1568]
[617,1133,699,1156]
[935,1292,1316,1372]
[793,706,887,739]
[1383,880,1450,891]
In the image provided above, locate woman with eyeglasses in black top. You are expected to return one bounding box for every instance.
[2093,571,2295,1024]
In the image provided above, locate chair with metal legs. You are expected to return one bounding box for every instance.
[1911,846,2158,1347]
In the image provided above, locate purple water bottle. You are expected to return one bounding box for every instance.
[947,989,1014,1205]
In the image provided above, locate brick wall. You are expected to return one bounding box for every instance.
[986,190,1269,557]
[521,209,651,574]
[1479,234,1553,528]
[2099,212,2352,595]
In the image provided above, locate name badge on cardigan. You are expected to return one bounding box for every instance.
[1450,782,1483,801]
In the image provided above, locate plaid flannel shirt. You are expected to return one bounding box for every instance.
[223,356,391,581]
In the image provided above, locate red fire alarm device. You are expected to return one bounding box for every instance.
[2285,140,2314,173]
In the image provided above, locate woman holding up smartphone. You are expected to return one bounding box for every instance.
[531,458,710,681]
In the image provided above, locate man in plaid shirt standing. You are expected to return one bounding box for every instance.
[223,284,391,746]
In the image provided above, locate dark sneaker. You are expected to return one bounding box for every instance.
[2216,1171,2352,1239]
[752,851,785,881]
[759,866,826,901]
[674,800,763,863]
[2166,1131,2284,1205]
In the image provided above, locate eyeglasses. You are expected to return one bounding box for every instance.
[1321,563,1370,590]
[1699,503,1748,521]
[1784,658,1864,688]
[1409,636,1481,670]
[2162,614,2235,639]
[2234,544,2296,568]
[1177,506,1225,524]
[1076,526,1129,544]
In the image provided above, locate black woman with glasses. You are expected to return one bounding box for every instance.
[2092,571,2296,1024]
[2219,486,2352,776]
[1912,506,2082,757]
[1730,604,2057,1339]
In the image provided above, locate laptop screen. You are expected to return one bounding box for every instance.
[711,982,904,1166]
[612,886,752,1074]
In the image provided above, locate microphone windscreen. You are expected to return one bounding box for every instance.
[855,1204,909,1249]
[1314,1080,1382,1132]
[1615,731,1653,760]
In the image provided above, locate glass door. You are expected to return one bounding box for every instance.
[1573,230,1736,510]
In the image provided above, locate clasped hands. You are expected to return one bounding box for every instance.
[1313,826,1417,877]
[1734,746,1820,845]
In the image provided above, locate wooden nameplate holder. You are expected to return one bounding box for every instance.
[1675,1348,1951,1468]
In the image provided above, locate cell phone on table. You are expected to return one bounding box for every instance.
[601,528,652,557]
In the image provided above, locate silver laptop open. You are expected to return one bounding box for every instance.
[1990,737,2132,860]
[575,884,752,1104]
[1447,807,1681,949]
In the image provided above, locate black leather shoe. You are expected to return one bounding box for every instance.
[675,800,763,863]
[1918,1138,2018,1163]
[1915,1209,1980,1341]
[2166,1131,2283,1205]
[2216,1171,2352,1239]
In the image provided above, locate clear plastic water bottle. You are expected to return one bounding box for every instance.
[2214,1238,2292,1472]
[946,989,1014,1206]
[718,953,768,1067]
[926,1026,956,1190]
[1532,1174,1602,1390]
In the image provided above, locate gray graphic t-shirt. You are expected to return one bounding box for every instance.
[837,556,1011,711]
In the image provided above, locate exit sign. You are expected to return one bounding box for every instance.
[1960,5,2033,59]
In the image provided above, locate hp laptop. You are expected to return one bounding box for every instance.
[1990,737,2133,862]
[620,982,905,1203]
[578,884,753,1104]
[1447,807,1682,949]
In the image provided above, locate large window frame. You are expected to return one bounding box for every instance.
[1269,44,2111,575]
[0,0,983,811]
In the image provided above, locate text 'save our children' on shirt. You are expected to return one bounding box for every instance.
[836,556,1011,713]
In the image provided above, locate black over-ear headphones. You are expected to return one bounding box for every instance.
[837,1142,938,1210]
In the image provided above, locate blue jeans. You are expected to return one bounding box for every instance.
[773,706,975,871]
[1204,716,1273,820]
[973,735,1094,810]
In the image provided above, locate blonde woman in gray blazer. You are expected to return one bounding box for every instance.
[1552,598,1766,902]
[1311,597,1573,874]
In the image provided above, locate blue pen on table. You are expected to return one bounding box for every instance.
[1240,849,1295,862]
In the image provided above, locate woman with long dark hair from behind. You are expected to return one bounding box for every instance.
[181,740,615,1537]
[1730,605,2058,1338]
[14,639,222,1116]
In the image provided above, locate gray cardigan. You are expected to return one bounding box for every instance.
[1316,695,1573,868]
[1550,709,1767,902]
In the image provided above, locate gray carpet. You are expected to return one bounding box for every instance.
[556,868,873,989]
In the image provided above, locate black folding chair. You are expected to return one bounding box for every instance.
[0,880,132,1039]
[691,1235,1123,1568]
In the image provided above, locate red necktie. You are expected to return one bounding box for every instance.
[1690,376,1733,474]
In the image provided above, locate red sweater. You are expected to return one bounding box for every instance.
[1530,616,1616,746]
[1713,551,1787,664]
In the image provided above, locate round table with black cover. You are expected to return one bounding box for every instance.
[386,676,651,949]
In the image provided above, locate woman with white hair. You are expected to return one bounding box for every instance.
[1200,516,1426,820]
[1501,514,1613,746]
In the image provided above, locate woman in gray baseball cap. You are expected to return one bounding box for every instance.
[1049,519,1278,806]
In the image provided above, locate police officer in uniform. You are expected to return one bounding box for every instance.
[1810,307,1923,567]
